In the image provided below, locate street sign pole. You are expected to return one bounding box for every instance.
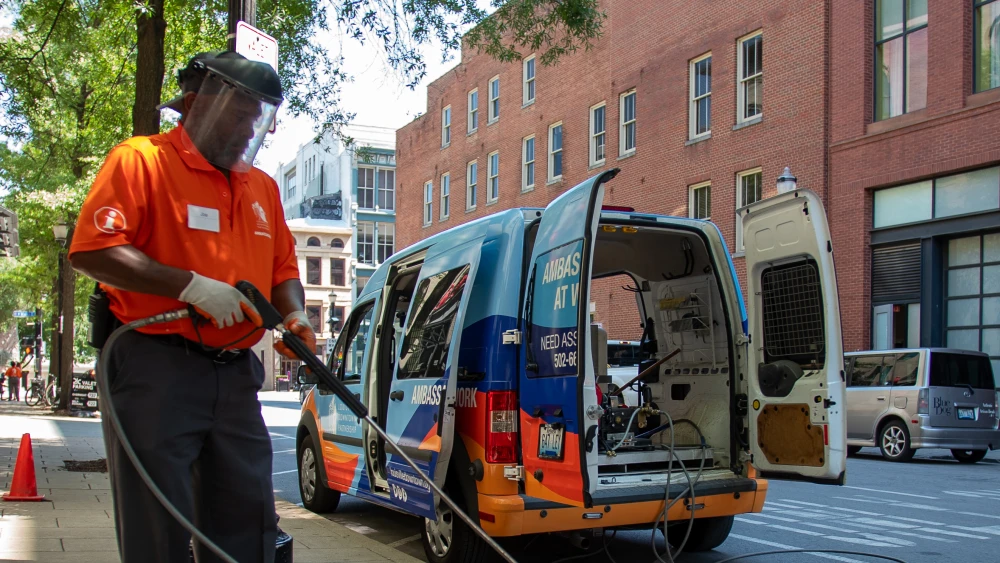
[227,0,256,50]
[234,21,279,134]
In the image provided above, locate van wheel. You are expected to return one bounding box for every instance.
[951,449,988,464]
[421,486,494,563]
[298,433,341,513]
[847,446,862,457]
[666,515,734,552]
[879,420,914,462]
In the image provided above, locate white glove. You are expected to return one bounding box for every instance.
[178,272,261,329]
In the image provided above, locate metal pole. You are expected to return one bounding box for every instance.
[227,0,257,49]
[34,308,42,383]
[55,252,64,396]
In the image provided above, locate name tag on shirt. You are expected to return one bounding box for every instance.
[188,205,220,233]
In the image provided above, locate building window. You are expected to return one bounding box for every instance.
[738,32,763,123]
[442,105,451,147]
[467,160,478,210]
[736,168,763,252]
[357,221,375,265]
[620,90,636,155]
[285,170,296,201]
[975,0,1000,93]
[488,75,500,122]
[306,257,321,285]
[356,276,369,299]
[357,167,375,210]
[331,238,345,249]
[307,236,321,247]
[306,305,323,334]
[875,1,927,121]
[377,222,395,263]
[548,123,563,182]
[523,55,536,105]
[488,151,500,203]
[690,53,712,138]
[331,258,346,286]
[689,182,711,219]
[378,169,395,211]
[440,173,451,219]
[945,233,1000,376]
[873,166,1000,228]
[468,89,479,132]
[423,181,433,226]
[331,305,345,333]
[590,102,606,166]
[522,136,535,191]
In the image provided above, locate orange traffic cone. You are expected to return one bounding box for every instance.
[3,433,45,502]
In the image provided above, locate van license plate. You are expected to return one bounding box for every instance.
[958,408,975,420]
[538,424,564,460]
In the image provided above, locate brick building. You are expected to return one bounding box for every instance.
[396,0,1000,372]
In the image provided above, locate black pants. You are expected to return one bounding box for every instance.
[7,377,18,400]
[100,331,277,563]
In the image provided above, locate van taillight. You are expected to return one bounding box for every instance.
[917,388,929,415]
[486,391,518,464]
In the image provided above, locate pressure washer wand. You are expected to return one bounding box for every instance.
[236,282,519,563]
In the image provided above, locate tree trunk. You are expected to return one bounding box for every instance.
[133,0,166,137]
[57,249,75,411]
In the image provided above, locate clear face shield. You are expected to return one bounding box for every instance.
[181,71,279,173]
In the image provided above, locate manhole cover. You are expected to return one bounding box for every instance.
[63,459,108,472]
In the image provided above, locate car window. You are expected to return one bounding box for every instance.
[397,265,471,379]
[929,353,995,390]
[330,302,375,381]
[848,355,884,387]
[878,355,897,386]
[890,352,920,386]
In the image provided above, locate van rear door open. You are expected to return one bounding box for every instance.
[520,170,617,508]
[741,189,847,484]
[383,235,484,519]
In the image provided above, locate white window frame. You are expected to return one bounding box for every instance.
[423,181,433,226]
[468,89,479,133]
[689,52,712,140]
[440,173,450,220]
[523,55,536,106]
[619,89,637,156]
[548,122,563,183]
[466,160,478,210]
[737,30,763,124]
[735,168,763,253]
[488,151,500,203]
[442,105,452,147]
[590,102,606,167]
[689,181,711,220]
[522,135,536,192]
[488,75,500,123]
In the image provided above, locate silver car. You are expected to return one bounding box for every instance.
[845,348,1000,463]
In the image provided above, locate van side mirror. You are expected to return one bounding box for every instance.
[297,365,319,385]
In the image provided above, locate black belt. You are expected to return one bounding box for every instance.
[147,333,248,364]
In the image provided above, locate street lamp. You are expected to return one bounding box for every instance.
[776,167,798,194]
[52,221,69,409]
[327,291,340,361]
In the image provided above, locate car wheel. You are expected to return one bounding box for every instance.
[666,515,734,552]
[298,433,341,513]
[847,446,862,457]
[421,485,495,563]
[879,420,915,462]
[950,449,988,464]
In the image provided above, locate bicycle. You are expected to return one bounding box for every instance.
[25,378,59,407]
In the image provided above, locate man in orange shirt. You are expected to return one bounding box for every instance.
[7,362,21,401]
[70,51,314,563]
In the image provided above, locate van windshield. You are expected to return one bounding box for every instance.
[929,353,996,390]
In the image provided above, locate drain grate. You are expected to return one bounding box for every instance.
[63,459,108,472]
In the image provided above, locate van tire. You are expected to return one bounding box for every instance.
[950,449,988,464]
[298,433,341,513]
[421,484,495,563]
[847,446,862,456]
[878,420,914,462]
[666,515,734,552]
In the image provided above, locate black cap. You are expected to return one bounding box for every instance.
[157,50,282,113]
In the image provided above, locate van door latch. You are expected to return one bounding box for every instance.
[503,465,525,481]
[736,333,751,346]
[502,330,522,345]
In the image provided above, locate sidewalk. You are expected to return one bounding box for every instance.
[0,401,421,562]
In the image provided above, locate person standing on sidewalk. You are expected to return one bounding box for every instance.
[7,362,21,401]
[68,51,316,563]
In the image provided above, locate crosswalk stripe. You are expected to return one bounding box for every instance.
[800,522,865,534]
[882,515,945,526]
[885,530,956,543]
[851,517,918,530]
[775,499,827,508]
[917,527,990,540]
[768,524,825,537]
[825,506,882,516]
[842,485,938,499]
[958,511,1000,521]
[734,516,768,525]
[728,534,868,563]
[748,513,799,523]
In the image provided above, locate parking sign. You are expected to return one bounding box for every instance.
[234,21,279,133]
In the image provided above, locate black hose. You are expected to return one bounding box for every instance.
[713,549,908,563]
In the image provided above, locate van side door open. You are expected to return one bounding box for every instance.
[383,235,484,519]
[741,189,847,484]
[521,170,616,508]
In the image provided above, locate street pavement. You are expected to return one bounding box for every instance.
[262,391,1000,563]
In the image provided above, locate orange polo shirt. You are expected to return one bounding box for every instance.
[69,125,299,349]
